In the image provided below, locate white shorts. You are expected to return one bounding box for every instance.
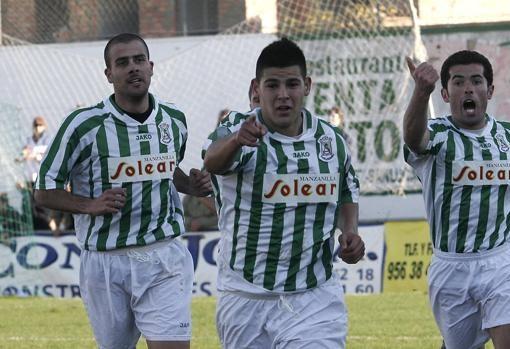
[429,243,510,349]
[216,274,347,349]
[79,238,193,349]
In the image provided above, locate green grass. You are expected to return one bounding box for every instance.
[0,294,495,349]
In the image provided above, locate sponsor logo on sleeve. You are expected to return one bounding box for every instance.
[108,153,176,183]
[262,173,339,203]
[452,160,510,185]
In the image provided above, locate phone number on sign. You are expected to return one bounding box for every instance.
[386,261,430,280]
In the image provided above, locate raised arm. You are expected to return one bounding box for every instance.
[34,188,126,216]
[403,57,439,154]
[204,115,267,175]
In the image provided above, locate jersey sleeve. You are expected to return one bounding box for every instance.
[404,119,448,176]
[202,111,254,174]
[34,113,89,190]
[338,135,360,204]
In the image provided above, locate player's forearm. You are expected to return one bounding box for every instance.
[34,189,92,214]
[403,89,431,154]
[173,167,191,194]
[337,202,359,234]
[204,133,241,175]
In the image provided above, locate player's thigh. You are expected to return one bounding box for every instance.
[276,277,347,349]
[80,251,140,349]
[216,292,271,349]
[481,249,510,331]
[488,324,510,349]
[429,258,489,349]
[132,239,194,342]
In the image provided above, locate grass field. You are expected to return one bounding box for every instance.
[0,293,495,349]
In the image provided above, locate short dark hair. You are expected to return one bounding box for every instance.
[255,37,307,80]
[104,33,149,67]
[440,50,493,89]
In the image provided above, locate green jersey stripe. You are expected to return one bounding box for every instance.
[115,119,131,248]
[137,132,152,246]
[243,142,268,283]
[455,135,474,252]
[229,171,245,269]
[284,143,309,291]
[439,132,456,251]
[284,203,306,292]
[306,203,327,289]
[263,138,288,290]
[95,124,113,251]
[473,142,493,251]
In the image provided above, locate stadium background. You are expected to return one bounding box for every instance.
[0,0,509,347]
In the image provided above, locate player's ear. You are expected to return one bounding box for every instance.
[487,84,494,100]
[441,88,449,103]
[149,61,154,77]
[105,67,113,84]
[304,76,312,96]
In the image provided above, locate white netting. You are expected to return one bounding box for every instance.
[276,0,426,195]
[154,0,427,195]
[0,0,428,231]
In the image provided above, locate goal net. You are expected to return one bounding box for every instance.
[277,0,427,195]
[154,0,427,195]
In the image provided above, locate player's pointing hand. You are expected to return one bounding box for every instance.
[236,115,267,147]
[406,56,439,95]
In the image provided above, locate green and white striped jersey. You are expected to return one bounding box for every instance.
[404,115,510,253]
[203,108,359,293]
[36,94,188,251]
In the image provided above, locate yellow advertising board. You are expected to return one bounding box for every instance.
[383,221,433,292]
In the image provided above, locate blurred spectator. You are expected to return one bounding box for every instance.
[15,116,73,236]
[182,194,218,232]
[328,106,352,146]
[16,116,51,184]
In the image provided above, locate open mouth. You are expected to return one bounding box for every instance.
[463,99,476,112]
[276,106,291,112]
[128,77,142,84]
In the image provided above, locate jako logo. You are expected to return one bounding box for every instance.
[293,151,310,159]
[136,134,152,141]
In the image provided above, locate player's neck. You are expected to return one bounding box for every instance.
[114,93,150,114]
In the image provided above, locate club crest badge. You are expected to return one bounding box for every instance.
[158,122,172,145]
[318,135,334,161]
[495,133,510,153]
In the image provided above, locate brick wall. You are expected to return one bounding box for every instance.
[139,0,179,37]
[218,0,246,31]
[1,0,247,43]
[2,0,37,42]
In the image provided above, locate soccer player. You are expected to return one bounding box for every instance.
[34,33,211,349]
[404,50,510,349]
[203,37,365,348]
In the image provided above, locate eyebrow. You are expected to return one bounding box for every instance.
[114,54,147,64]
[451,74,483,80]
